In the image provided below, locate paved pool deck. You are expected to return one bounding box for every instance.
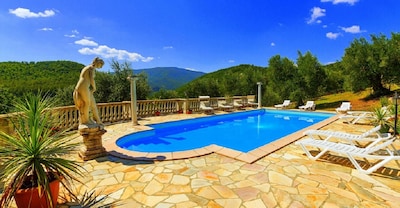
[58,109,400,208]
[5,108,400,207]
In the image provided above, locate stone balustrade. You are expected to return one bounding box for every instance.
[0,96,255,133]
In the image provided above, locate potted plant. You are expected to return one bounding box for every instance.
[0,92,83,208]
[154,102,161,116]
[372,106,392,133]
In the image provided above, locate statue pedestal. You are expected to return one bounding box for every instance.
[78,124,107,161]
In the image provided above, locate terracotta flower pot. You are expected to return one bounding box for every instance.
[14,178,60,208]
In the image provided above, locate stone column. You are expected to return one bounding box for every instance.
[257,82,262,109]
[78,124,107,161]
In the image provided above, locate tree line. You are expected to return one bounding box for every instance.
[1,32,400,114]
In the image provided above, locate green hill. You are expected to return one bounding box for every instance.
[0,61,83,95]
[176,64,268,98]
[134,67,205,91]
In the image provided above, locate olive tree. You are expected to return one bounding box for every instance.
[341,33,400,96]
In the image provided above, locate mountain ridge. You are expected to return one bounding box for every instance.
[133,67,206,91]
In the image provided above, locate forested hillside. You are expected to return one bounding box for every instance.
[177,64,268,98]
[0,61,83,95]
[134,67,205,91]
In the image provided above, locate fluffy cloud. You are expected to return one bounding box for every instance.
[321,0,358,5]
[78,45,154,62]
[340,25,365,33]
[9,8,55,18]
[307,7,326,24]
[270,42,276,47]
[326,32,341,39]
[75,38,98,47]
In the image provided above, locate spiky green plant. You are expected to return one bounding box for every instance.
[0,92,83,208]
[372,106,392,133]
[64,189,119,208]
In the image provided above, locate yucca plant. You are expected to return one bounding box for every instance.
[0,92,83,208]
[371,106,392,133]
[62,189,119,208]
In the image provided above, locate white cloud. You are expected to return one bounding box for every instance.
[9,8,55,18]
[75,38,98,46]
[326,32,341,39]
[39,27,53,31]
[163,46,174,50]
[307,7,326,24]
[340,25,365,33]
[270,42,275,47]
[321,0,358,5]
[228,60,235,63]
[78,45,154,62]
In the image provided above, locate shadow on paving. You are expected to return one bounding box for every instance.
[308,150,400,179]
[94,151,167,166]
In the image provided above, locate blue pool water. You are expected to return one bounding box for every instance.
[117,109,333,153]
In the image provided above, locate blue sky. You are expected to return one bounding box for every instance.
[1,0,399,73]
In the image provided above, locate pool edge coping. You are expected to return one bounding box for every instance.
[104,112,340,163]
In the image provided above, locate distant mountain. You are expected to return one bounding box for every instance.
[133,67,206,91]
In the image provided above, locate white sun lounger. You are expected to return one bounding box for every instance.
[339,111,375,124]
[232,100,244,109]
[199,102,214,114]
[336,102,352,113]
[274,100,290,109]
[218,103,234,111]
[303,125,392,146]
[295,137,399,174]
[298,101,316,111]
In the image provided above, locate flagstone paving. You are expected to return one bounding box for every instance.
[4,110,400,207]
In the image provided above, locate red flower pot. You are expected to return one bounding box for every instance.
[14,178,60,208]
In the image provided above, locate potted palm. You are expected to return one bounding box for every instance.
[371,106,392,133]
[0,92,83,208]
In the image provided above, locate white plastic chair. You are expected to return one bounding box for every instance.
[336,102,352,113]
[295,137,399,174]
[303,125,391,146]
[274,100,290,109]
[298,101,316,111]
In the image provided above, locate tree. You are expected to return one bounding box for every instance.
[296,51,326,99]
[54,85,75,106]
[0,88,16,114]
[149,88,180,99]
[267,55,298,100]
[341,33,400,96]
[323,62,346,93]
[94,59,152,102]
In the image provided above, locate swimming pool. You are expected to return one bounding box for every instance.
[116,109,333,153]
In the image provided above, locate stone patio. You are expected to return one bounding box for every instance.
[6,110,400,207]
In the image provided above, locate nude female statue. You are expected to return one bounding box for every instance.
[73,57,104,125]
